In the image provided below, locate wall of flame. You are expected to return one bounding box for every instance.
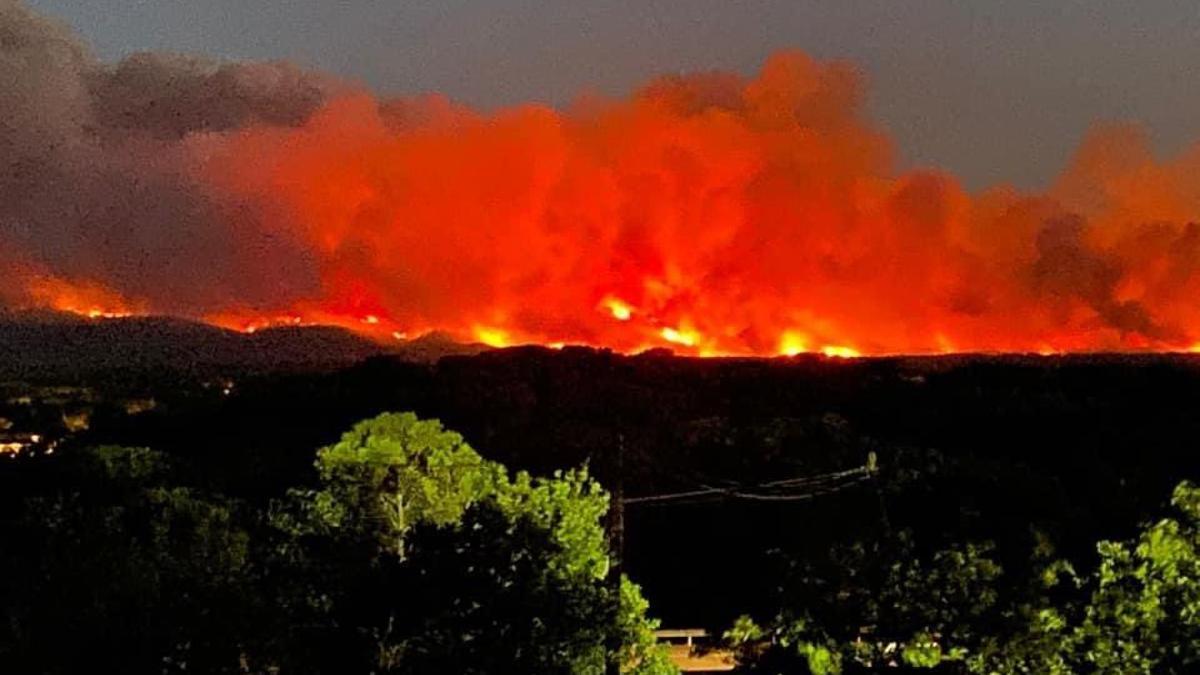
[4,0,1200,356]
[197,54,1200,355]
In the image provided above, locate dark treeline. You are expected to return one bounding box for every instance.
[4,348,1200,672]
[58,350,1200,621]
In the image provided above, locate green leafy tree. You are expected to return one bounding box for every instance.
[972,481,1200,674]
[0,414,676,674]
[385,500,673,674]
[727,531,1003,673]
[730,481,1200,675]
[1079,481,1200,671]
[272,412,675,674]
[304,412,505,558]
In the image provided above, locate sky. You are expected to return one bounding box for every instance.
[24,0,1200,190]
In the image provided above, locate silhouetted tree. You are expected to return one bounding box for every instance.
[727,481,1200,674]
[0,446,259,674]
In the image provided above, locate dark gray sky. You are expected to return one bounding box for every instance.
[27,0,1200,190]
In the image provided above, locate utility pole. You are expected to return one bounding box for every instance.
[867,450,891,533]
[611,432,626,565]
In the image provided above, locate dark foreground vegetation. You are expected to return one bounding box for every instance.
[0,413,673,674]
[2,346,1200,672]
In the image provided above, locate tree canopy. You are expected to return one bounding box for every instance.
[0,413,675,674]
[5,404,1199,675]
[727,481,1200,674]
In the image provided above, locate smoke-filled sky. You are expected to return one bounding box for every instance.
[26,0,1200,190]
[6,0,1200,355]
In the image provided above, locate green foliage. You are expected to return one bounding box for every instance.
[971,480,1200,674]
[729,530,1000,672]
[620,575,679,675]
[275,411,675,674]
[801,642,842,675]
[0,413,676,674]
[88,444,167,481]
[900,632,944,669]
[305,412,504,557]
[384,501,611,673]
[382,501,673,675]
[1,446,257,674]
[494,467,612,580]
[726,613,844,674]
[726,615,766,647]
[731,481,1200,675]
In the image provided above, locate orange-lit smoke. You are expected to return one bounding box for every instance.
[5,13,1200,357]
[26,276,144,319]
[2,254,146,320]
[187,52,1200,355]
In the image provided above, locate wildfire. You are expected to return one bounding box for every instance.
[22,276,144,321]
[778,331,810,357]
[602,297,634,322]
[207,311,305,334]
[473,326,512,348]
[7,50,1200,358]
[660,327,697,348]
[820,346,862,359]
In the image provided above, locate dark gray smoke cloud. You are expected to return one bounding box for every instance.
[90,52,329,140]
[0,0,328,313]
[1031,215,1168,340]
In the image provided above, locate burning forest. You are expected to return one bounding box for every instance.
[6,3,1200,674]
[5,2,1200,357]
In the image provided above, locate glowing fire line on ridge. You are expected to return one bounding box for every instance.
[10,49,1200,357]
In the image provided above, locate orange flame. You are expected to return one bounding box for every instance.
[601,296,634,322]
[7,51,1200,358]
[23,276,145,320]
[190,51,1200,356]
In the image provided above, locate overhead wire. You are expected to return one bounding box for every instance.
[624,458,875,506]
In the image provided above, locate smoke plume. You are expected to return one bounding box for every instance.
[4,1,1200,355]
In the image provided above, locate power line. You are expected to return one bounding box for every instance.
[757,466,868,488]
[623,486,730,505]
[624,458,875,506]
[699,477,870,502]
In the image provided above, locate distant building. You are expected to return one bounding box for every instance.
[0,432,54,458]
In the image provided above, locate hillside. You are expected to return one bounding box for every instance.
[0,311,386,377]
[0,311,502,378]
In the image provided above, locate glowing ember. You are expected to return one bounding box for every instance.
[660,327,698,348]
[86,309,133,320]
[820,346,862,359]
[602,297,634,322]
[207,312,308,334]
[473,326,512,348]
[778,331,810,357]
